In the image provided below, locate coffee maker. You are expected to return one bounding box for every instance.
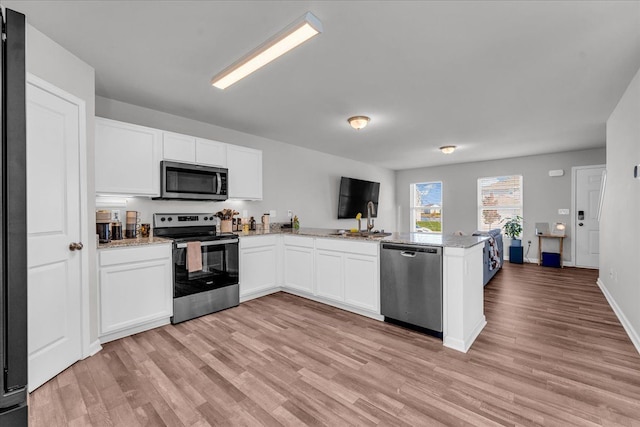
[126,210,139,238]
[96,210,111,243]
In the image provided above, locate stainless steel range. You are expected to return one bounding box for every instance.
[153,213,239,324]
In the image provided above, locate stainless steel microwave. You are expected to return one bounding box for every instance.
[155,161,228,201]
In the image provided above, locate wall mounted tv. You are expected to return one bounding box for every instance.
[337,177,380,219]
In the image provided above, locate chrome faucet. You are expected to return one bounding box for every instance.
[366,201,376,232]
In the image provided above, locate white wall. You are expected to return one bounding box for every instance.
[395,148,606,263]
[95,97,396,232]
[25,25,98,342]
[600,66,640,352]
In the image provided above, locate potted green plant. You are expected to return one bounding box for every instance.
[503,215,523,247]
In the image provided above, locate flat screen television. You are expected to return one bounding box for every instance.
[337,177,380,219]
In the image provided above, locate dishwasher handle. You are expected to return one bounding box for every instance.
[382,243,440,254]
[400,251,417,257]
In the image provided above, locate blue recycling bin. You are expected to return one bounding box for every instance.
[541,252,561,268]
[509,246,523,264]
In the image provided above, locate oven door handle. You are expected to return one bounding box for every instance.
[175,238,238,249]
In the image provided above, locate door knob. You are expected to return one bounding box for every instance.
[578,223,584,227]
[69,242,84,251]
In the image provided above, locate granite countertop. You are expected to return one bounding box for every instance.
[97,228,486,250]
[97,236,172,249]
[237,227,487,249]
[380,232,488,248]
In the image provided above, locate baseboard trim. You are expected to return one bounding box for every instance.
[281,289,383,321]
[597,278,640,355]
[444,316,486,353]
[99,317,171,344]
[83,340,102,359]
[240,287,280,303]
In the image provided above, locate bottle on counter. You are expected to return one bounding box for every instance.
[250,216,256,231]
[111,221,123,240]
[236,217,242,232]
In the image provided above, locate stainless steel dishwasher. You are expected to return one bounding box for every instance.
[380,243,442,337]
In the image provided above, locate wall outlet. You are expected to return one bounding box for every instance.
[287,210,293,218]
[558,209,570,215]
[269,210,276,218]
[242,210,248,218]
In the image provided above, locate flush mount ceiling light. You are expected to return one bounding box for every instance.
[439,145,457,154]
[211,12,323,89]
[348,116,370,130]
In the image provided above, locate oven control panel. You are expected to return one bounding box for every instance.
[153,213,218,228]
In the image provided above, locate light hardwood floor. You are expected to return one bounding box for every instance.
[29,263,640,426]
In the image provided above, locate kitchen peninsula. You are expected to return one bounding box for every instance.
[238,227,488,353]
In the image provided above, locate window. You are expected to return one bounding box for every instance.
[410,182,442,233]
[477,175,523,232]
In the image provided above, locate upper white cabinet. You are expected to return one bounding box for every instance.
[163,132,227,167]
[227,145,263,200]
[95,118,162,196]
[96,118,259,198]
[196,138,227,167]
[163,132,196,163]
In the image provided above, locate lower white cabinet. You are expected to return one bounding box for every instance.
[344,253,379,312]
[315,249,343,302]
[283,235,314,294]
[237,234,381,319]
[98,244,172,343]
[314,238,380,315]
[239,235,279,300]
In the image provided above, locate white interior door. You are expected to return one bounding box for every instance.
[574,166,605,268]
[26,78,83,391]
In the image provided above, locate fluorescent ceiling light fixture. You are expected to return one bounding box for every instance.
[348,116,370,130]
[211,12,323,89]
[440,145,456,154]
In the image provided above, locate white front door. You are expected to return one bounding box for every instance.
[574,166,605,268]
[26,78,83,391]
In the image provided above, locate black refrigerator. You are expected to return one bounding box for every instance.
[0,7,27,427]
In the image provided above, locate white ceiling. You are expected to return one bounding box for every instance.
[7,1,640,170]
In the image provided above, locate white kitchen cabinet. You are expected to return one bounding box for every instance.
[314,238,380,315]
[196,138,227,167]
[283,235,314,294]
[95,117,162,196]
[163,131,196,162]
[227,145,263,200]
[239,235,279,301]
[344,253,379,312]
[162,132,227,167]
[98,244,172,343]
[315,249,343,302]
